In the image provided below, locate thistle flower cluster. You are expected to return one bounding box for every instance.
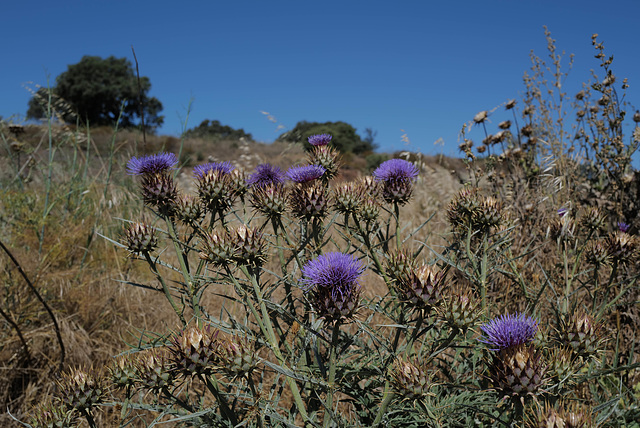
[373,158,419,205]
[300,252,365,322]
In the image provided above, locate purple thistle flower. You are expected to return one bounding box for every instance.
[301,252,364,291]
[301,252,365,321]
[557,208,568,217]
[193,161,235,179]
[308,133,332,146]
[372,159,419,182]
[247,163,285,188]
[479,313,538,351]
[286,165,326,183]
[618,222,630,233]
[127,152,178,175]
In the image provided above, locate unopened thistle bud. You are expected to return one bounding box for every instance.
[390,358,432,399]
[438,288,482,332]
[447,187,481,233]
[558,312,603,358]
[546,347,578,389]
[392,264,448,310]
[200,231,235,266]
[124,221,157,255]
[357,197,381,223]
[168,325,222,377]
[585,240,610,267]
[372,159,420,205]
[57,367,106,412]
[196,162,236,213]
[219,335,258,376]
[385,250,415,284]
[250,183,288,219]
[300,252,365,322]
[136,348,174,392]
[229,168,248,199]
[109,353,139,391]
[356,176,382,200]
[290,182,329,219]
[334,181,364,215]
[472,196,504,231]
[175,195,204,226]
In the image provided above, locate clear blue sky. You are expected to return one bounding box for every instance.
[2,0,639,156]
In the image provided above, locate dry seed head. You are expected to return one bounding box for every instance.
[633,111,640,123]
[505,99,517,109]
[521,124,533,137]
[473,196,504,231]
[124,221,157,255]
[473,110,488,124]
[230,225,267,267]
[498,120,511,130]
[136,348,174,392]
[606,230,637,265]
[57,367,106,412]
[579,206,606,233]
[169,325,222,377]
[532,401,595,428]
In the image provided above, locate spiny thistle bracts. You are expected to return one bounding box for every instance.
[301,252,365,322]
[56,367,106,412]
[124,221,157,256]
[372,158,420,205]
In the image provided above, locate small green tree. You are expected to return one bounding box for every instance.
[278,121,376,154]
[184,119,254,141]
[27,55,163,131]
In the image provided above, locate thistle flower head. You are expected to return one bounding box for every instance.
[250,183,288,219]
[247,163,285,188]
[390,358,432,399]
[127,152,178,176]
[286,165,326,183]
[301,252,365,321]
[308,145,341,180]
[140,172,178,216]
[124,221,157,256]
[308,133,332,146]
[372,159,419,182]
[372,159,419,205]
[168,324,222,377]
[480,313,539,351]
[109,353,139,390]
[289,182,329,219]
[489,345,547,396]
[175,195,204,226]
[193,161,234,179]
[136,348,174,392]
[30,400,78,428]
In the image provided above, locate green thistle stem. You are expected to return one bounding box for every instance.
[80,409,97,428]
[238,265,310,423]
[143,253,185,325]
[393,201,401,250]
[247,372,265,428]
[201,374,238,425]
[164,216,200,325]
[323,320,341,428]
[372,382,395,427]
